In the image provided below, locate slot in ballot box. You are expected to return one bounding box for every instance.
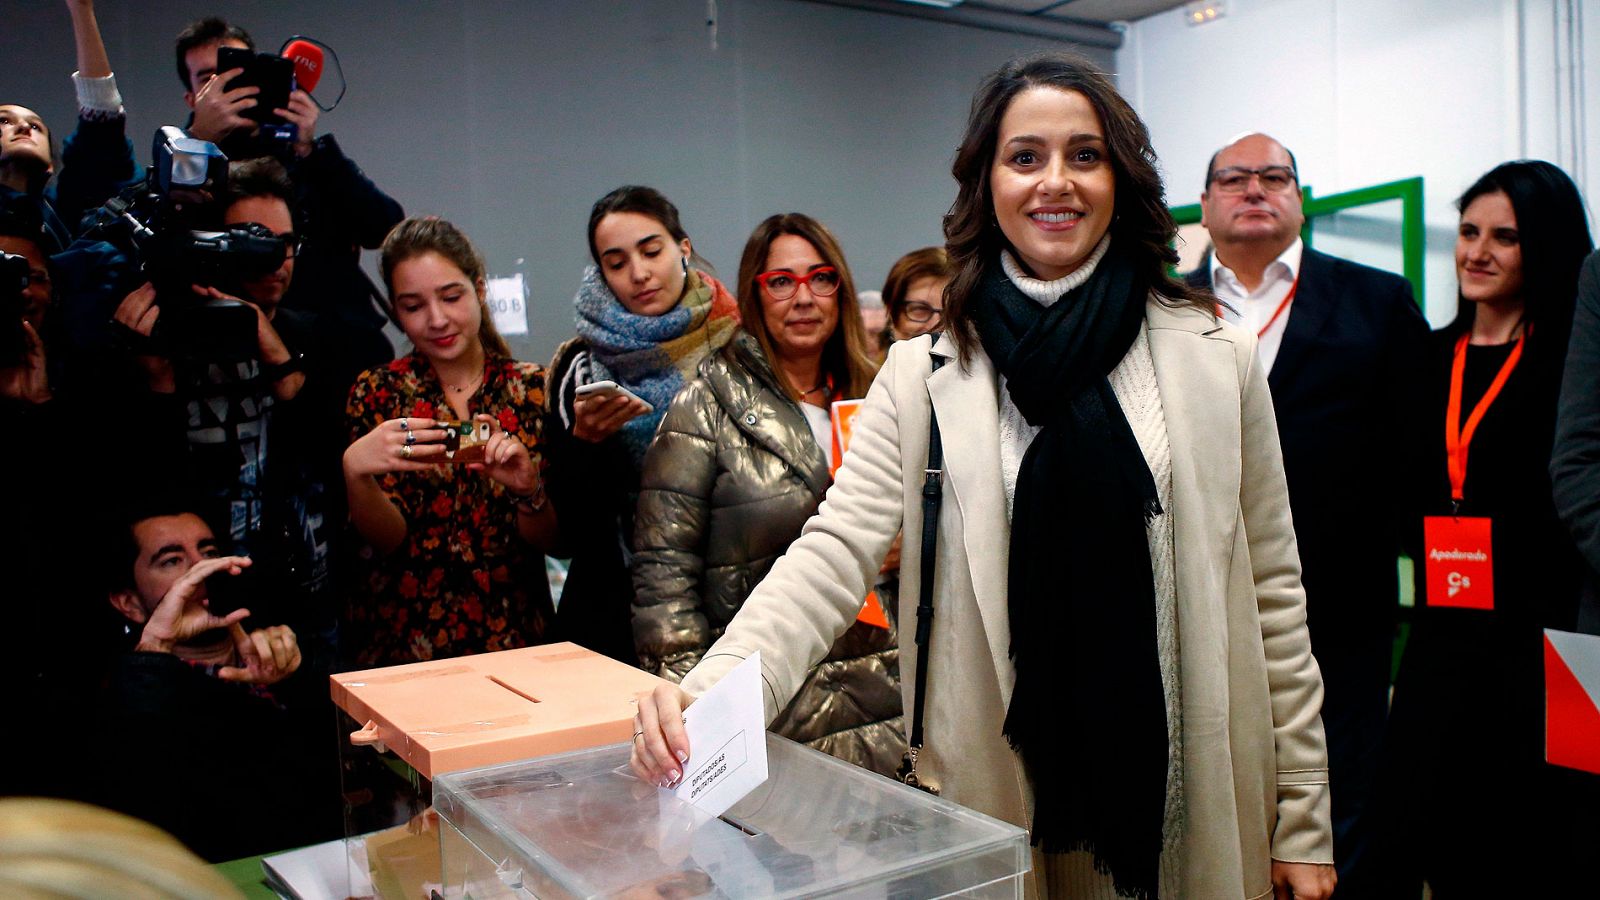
[330,643,666,899]
[433,732,1031,899]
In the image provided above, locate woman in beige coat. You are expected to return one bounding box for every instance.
[633,53,1334,900]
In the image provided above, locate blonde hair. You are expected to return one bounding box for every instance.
[0,798,244,899]
[379,216,511,358]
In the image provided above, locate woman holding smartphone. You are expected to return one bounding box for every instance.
[543,186,740,662]
[342,216,557,666]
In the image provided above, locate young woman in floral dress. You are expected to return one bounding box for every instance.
[342,217,558,666]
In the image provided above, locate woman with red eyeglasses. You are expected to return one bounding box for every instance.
[630,213,905,775]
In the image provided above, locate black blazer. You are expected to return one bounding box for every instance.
[1188,247,1430,641]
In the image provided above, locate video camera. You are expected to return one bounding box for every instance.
[87,126,286,364]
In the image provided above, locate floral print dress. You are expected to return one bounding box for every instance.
[343,352,555,666]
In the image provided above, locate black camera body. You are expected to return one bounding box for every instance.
[87,127,287,364]
[149,224,286,362]
[1,251,31,368]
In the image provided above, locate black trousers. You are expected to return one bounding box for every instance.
[1311,627,1394,893]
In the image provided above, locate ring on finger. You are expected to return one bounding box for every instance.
[633,730,645,740]
[405,430,417,446]
[399,418,409,431]
[401,444,413,460]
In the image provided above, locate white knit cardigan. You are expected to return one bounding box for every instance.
[995,240,1185,899]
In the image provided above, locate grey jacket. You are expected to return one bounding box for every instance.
[632,331,905,775]
[1553,249,1600,630]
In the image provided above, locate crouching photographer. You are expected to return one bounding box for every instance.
[93,499,330,861]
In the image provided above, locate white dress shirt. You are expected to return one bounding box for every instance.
[1210,237,1303,374]
[800,401,832,465]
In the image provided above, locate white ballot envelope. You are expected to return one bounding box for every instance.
[671,651,769,817]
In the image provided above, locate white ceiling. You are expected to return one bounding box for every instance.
[968,0,1191,24]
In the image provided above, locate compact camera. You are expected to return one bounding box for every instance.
[440,420,493,463]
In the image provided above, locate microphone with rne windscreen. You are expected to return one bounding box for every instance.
[278,36,344,111]
[282,39,323,93]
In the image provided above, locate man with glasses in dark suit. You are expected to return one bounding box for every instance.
[1187,132,1430,893]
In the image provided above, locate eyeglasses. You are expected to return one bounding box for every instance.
[1208,165,1298,194]
[901,301,942,324]
[756,266,840,301]
[280,233,303,259]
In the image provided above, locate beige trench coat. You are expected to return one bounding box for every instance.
[680,298,1333,899]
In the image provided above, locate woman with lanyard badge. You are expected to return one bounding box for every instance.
[1371,161,1596,897]
[631,53,1334,900]
[544,186,740,662]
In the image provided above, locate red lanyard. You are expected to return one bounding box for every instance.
[1255,270,1301,338]
[1445,330,1525,503]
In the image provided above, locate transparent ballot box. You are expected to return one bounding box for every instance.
[330,643,666,899]
[434,732,1031,899]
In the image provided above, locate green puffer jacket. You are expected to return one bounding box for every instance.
[632,330,905,776]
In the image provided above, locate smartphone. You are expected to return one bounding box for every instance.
[217,46,295,130]
[440,420,494,463]
[575,380,654,413]
[204,567,254,619]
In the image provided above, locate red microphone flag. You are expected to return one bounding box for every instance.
[283,40,323,93]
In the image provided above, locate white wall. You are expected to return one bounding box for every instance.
[1117,0,1600,326]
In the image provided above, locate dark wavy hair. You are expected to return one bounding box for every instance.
[734,213,877,402]
[174,17,255,90]
[585,186,686,263]
[942,52,1209,362]
[1451,160,1593,366]
[223,156,295,212]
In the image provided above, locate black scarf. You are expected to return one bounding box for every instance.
[971,243,1167,900]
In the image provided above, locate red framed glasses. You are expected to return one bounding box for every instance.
[756,266,840,301]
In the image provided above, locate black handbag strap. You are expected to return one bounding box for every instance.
[908,354,946,752]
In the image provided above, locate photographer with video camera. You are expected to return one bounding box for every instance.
[175,16,401,362]
[93,496,329,861]
[107,156,348,679]
[0,0,141,251]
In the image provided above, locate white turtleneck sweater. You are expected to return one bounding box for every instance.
[995,240,1184,900]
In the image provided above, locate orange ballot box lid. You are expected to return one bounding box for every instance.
[330,643,666,779]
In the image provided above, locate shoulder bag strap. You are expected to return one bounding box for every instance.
[899,353,945,793]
